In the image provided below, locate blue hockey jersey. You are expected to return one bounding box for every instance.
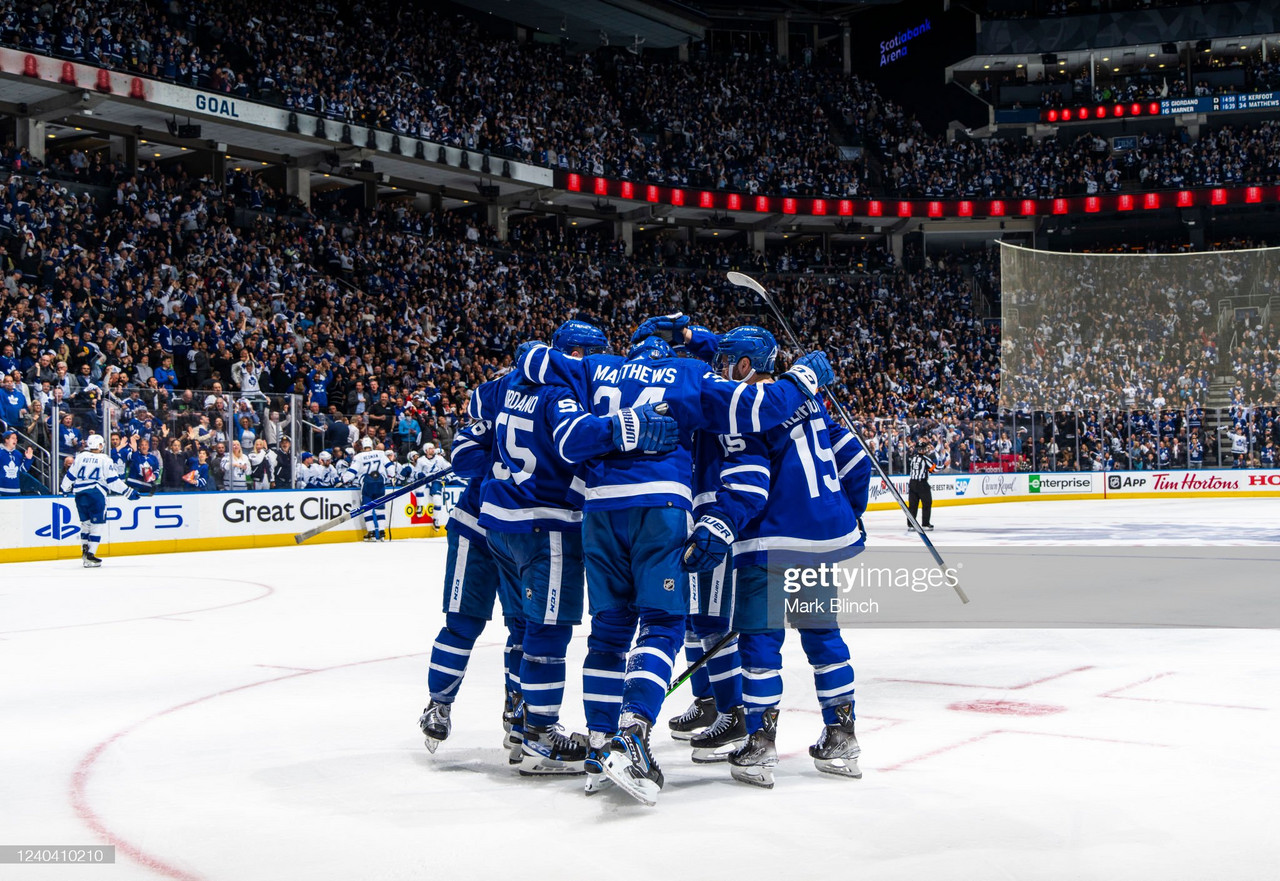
[446,377,505,546]
[707,392,872,567]
[517,345,816,512]
[477,372,606,533]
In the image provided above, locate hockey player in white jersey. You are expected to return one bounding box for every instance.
[60,433,139,567]
[315,451,339,487]
[416,442,451,529]
[342,438,394,541]
[296,452,323,488]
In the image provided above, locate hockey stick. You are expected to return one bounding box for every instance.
[666,629,738,698]
[725,271,969,604]
[293,467,454,544]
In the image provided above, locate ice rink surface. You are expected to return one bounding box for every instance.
[3,498,1279,881]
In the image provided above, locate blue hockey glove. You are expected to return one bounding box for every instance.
[780,351,833,398]
[634,313,691,345]
[611,403,679,454]
[681,511,735,572]
[124,488,140,501]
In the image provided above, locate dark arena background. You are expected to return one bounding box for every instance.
[2,1,1278,878]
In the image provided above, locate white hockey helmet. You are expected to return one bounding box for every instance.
[423,442,437,456]
[361,437,374,450]
[86,433,105,451]
[407,450,420,461]
[319,451,332,462]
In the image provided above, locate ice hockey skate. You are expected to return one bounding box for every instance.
[601,712,664,805]
[82,549,102,568]
[667,695,716,741]
[518,724,587,776]
[689,705,747,763]
[810,703,861,779]
[729,707,779,789]
[419,701,451,753]
[583,731,615,795]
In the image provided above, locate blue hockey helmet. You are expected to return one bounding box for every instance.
[552,320,610,356]
[714,325,778,378]
[627,334,674,361]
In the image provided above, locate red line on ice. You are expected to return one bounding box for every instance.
[70,651,426,880]
[879,665,1094,691]
[1100,672,1267,711]
[2,577,276,635]
[880,727,1170,772]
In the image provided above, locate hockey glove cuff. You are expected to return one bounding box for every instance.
[611,403,679,454]
[124,488,141,502]
[780,351,833,399]
[680,512,735,572]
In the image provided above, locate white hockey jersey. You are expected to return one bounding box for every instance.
[61,451,131,496]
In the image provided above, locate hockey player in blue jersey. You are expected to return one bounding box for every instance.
[680,326,872,788]
[60,433,139,567]
[342,438,394,540]
[419,350,536,757]
[480,321,680,776]
[516,322,834,804]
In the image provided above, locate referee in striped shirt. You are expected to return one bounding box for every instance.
[907,437,936,531]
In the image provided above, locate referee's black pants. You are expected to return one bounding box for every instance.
[908,478,932,528]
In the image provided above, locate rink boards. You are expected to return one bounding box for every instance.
[859,467,1280,511]
[0,487,446,563]
[2,469,1277,563]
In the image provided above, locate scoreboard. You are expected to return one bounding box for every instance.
[1039,90,1280,123]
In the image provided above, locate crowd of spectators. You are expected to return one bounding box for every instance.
[7,0,1280,205]
[5,125,1280,495]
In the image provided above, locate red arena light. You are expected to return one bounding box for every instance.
[837,200,853,216]
[811,199,827,216]
[1112,104,1124,117]
[726,193,742,211]
[1211,188,1227,205]
[866,200,883,217]
[1052,198,1069,215]
[698,191,714,208]
[1117,194,1134,211]
[670,189,685,206]
[1246,187,1263,203]
[755,196,770,212]
[1061,108,1073,121]
[1130,103,1142,116]
[566,174,582,192]
[645,185,659,203]
[1085,197,1100,213]
[1143,192,1161,209]
[1176,190,1193,207]
[958,200,974,217]
[1148,102,1161,115]
[927,201,943,218]
[1047,109,1059,122]
[594,177,608,196]
[619,181,635,200]
[897,201,913,217]
[989,200,1006,216]
[1018,199,1035,216]
[1095,106,1107,118]
[782,198,797,215]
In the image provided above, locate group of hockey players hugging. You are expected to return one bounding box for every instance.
[418,312,872,805]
